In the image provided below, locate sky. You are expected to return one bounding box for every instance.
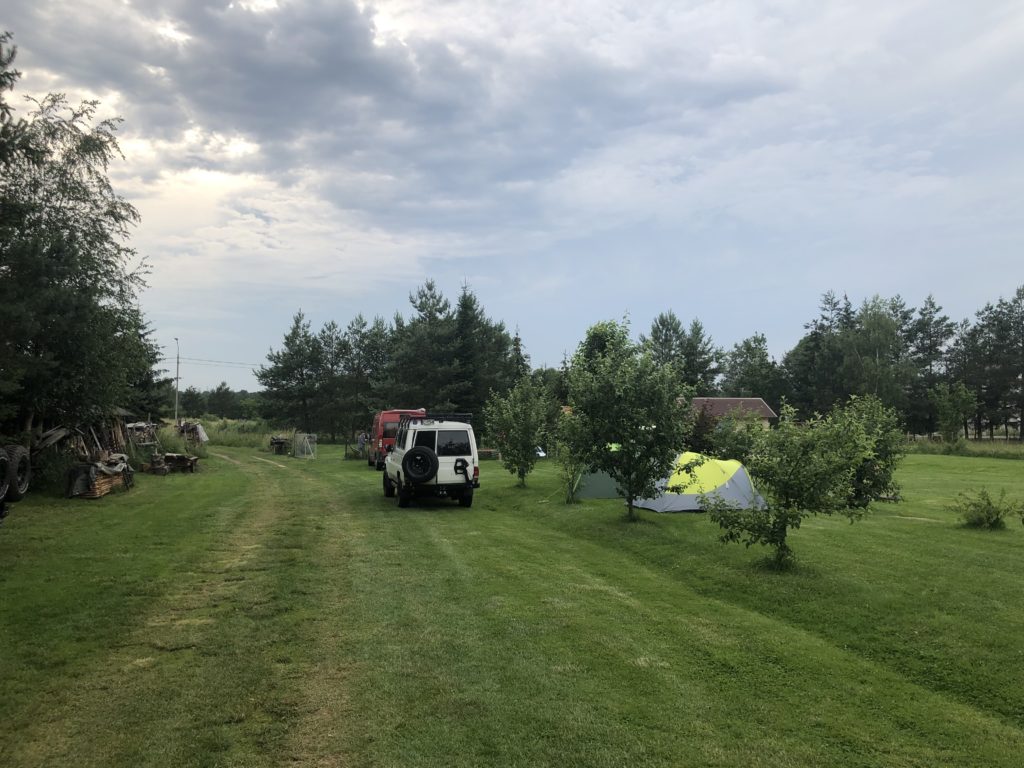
[4,0,1023,391]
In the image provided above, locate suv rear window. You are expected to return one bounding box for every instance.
[383,422,399,438]
[437,430,471,457]
[413,430,436,450]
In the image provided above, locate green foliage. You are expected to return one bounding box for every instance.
[256,312,321,433]
[0,45,156,431]
[483,376,547,485]
[28,446,79,495]
[929,381,976,443]
[257,282,522,439]
[704,409,763,464]
[553,413,587,503]
[709,403,873,565]
[831,394,906,508]
[720,333,786,409]
[564,319,694,519]
[640,312,722,395]
[179,386,207,417]
[952,488,1021,530]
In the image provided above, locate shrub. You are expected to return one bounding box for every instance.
[953,489,1021,530]
[30,447,79,496]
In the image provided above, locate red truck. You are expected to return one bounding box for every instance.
[369,408,426,470]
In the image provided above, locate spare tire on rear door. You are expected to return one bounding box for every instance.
[4,445,31,502]
[402,446,439,485]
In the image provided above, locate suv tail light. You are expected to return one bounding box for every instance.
[473,466,479,481]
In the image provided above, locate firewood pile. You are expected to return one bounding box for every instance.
[144,453,199,475]
[66,454,135,499]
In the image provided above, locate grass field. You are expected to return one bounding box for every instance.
[2,451,1023,767]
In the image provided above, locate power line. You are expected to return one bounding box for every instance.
[158,356,262,368]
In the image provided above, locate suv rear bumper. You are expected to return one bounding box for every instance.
[403,480,479,496]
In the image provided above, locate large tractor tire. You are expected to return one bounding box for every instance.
[4,445,30,502]
[0,451,10,502]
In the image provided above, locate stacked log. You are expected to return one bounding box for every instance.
[79,471,127,499]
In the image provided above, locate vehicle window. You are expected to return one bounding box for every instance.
[414,430,436,450]
[383,422,399,438]
[394,424,405,448]
[437,430,471,457]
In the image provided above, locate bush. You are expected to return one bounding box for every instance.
[952,489,1021,530]
[29,447,79,496]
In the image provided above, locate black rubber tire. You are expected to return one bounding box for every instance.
[383,472,395,498]
[458,490,474,508]
[402,446,439,485]
[0,451,10,502]
[4,445,30,502]
[397,486,411,508]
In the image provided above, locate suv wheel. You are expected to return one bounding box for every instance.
[383,472,395,498]
[397,486,411,508]
[402,446,439,484]
[458,489,474,508]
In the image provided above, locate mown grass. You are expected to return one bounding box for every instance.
[1,450,1023,766]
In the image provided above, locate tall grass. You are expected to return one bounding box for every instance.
[155,426,208,458]
[200,418,283,450]
[909,438,1024,461]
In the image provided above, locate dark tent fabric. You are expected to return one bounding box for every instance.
[576,470,620,499]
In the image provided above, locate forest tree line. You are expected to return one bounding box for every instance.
[241,281,1024,442]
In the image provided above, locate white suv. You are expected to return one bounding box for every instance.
[383,414,479,508]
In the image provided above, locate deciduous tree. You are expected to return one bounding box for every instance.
[564,320,694,520]
[484,376,547,485]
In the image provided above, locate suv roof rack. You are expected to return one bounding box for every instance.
[398,412,473,425]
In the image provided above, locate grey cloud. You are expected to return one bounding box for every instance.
[4,0,790,237]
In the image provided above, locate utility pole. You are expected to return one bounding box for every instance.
[174,337,180,426]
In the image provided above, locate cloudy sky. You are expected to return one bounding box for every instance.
[4,1,1023,390]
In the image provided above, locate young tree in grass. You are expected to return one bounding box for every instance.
[929,382,976,444]
[707,403,873,566]
[831,394,906,508]
[564,320,694,520]
[483,376,547,486]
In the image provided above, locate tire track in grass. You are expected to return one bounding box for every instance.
[333,495,1024,767]
[5,452,340,768]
